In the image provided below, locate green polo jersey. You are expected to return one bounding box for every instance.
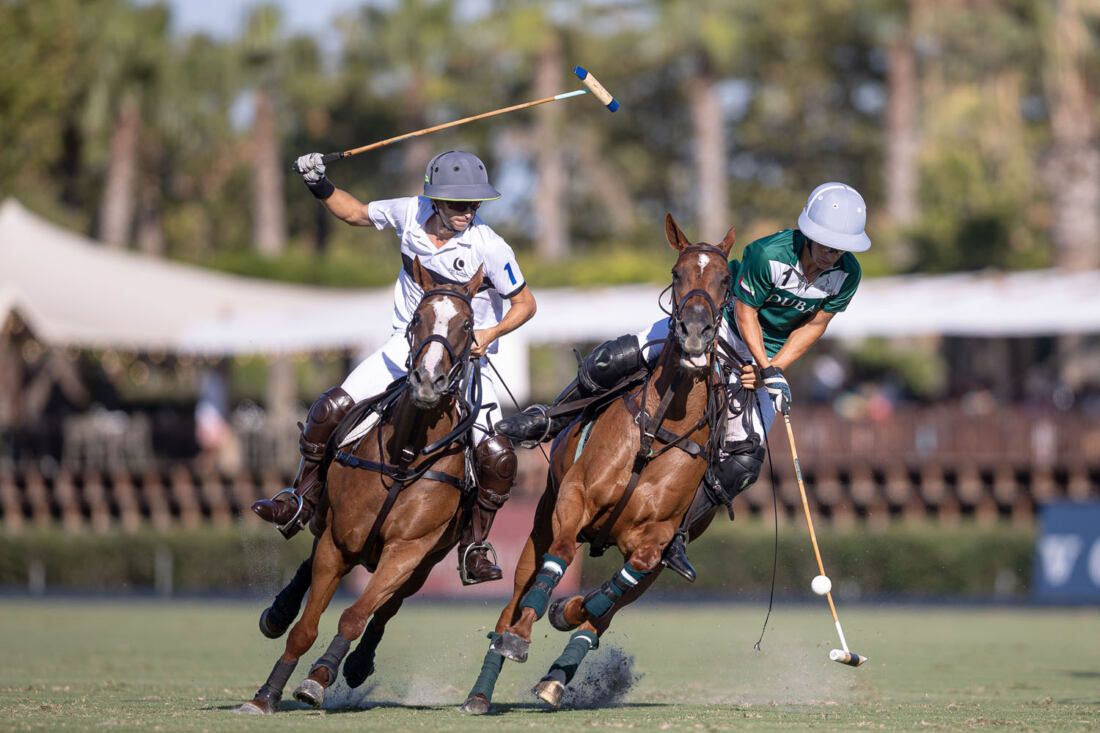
[725,229,861,357]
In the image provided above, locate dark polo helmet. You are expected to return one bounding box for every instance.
[423,150,501,202]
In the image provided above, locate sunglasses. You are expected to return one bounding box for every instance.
[441,200,481,213]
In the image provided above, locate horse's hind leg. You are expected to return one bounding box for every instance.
[294,537,439,708]
[534,628,600,708]
[259,550,314,639]
[239,530,349,715]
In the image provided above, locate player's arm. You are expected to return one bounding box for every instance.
[734,299,772,367]
[769,310,836,371]
[472,287,536,357]
[294,152,372,226]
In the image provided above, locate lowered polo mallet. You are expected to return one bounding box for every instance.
[299,66,618,168]
[782,413,868,668]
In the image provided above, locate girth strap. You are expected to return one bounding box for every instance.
[335,449,465,572]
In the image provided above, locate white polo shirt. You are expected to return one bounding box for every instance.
[367,196,527,341]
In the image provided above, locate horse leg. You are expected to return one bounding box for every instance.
[293,537,439,709]
[344,544,448,689]
[494,479,586,660]
[461,486,555,713]
[238,529,348,715]
[534,627,600,708]
[259,546,315,639]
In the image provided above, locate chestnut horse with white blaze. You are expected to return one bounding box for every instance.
[461,214,735,712]
[238,258,484,715]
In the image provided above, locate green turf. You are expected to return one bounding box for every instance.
[0,599,1095,731]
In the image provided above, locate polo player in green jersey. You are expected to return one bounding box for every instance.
[497,182,869,581]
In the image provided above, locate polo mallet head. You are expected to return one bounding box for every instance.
[573,66,619,112]
[829,649,868,667]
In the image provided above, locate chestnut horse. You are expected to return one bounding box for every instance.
[461,214,735,712]
[238,257,484,715]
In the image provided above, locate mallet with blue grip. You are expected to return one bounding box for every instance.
[296,65,619,169]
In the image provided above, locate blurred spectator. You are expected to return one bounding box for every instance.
[195,365,240,474]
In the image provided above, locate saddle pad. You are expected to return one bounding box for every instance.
[339,411,382,448]
[573,419,596,462]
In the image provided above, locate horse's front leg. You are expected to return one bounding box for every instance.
[493,477,586,662]
[238,529,349,715]
[344,543,449,689]
[292,536,440,709]
[461,480,557,714]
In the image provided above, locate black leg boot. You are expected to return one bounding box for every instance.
[251,386,355,538]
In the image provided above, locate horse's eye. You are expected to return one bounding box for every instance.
[463,320,472,331]
[410,315,421,327]
[672,271,681,280]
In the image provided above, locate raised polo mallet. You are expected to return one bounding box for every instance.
[782,413,868,668]
[298,66,618,168]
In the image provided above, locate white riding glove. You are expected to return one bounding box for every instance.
[295,153,326,184]
[761,366,792,415]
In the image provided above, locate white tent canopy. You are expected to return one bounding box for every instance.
[3,196,1098,389]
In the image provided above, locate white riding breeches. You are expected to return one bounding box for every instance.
[340,331,503,445]
[633,318,775,450]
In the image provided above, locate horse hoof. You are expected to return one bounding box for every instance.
[548,598,579,632]
[534,678,565,708]
[343,654,375,689]
[234,701,270,715]
[292,679,324,708]
[258,607,290,639]
[490,631,530,663]
[459,693,491,715]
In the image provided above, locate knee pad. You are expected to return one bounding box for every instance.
[707,440,765,504]
[578,334,644,394]
[476,434,517,509]
[300,386,355,459]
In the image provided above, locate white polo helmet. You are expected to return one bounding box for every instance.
[797,182,871,252]
[423,150,501,202]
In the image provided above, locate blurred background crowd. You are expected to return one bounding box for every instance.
[1,0,1098,597]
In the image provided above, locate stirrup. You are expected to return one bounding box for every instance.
[271,488,306,537]
[458,541,500,585]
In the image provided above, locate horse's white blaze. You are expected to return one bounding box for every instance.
[421,298,459,374]
[696,253,710,274]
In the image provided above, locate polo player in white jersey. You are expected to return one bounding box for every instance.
[497,182,868,582]
[252,150,537,585]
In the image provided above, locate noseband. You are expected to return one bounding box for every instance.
[405,287,475,396]
[662,243,732,345]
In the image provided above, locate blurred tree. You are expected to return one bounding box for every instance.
[1041,0,1100,271]
[242,4,287,258]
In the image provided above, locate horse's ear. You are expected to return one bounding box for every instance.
[717,225,737,257]
[664,213,691,251]
[411,256,437,291]
[464,264,485,297]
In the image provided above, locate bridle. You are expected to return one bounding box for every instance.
[404,287,475,397]
[659,243,733,353]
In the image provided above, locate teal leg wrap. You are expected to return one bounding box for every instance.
[469,632,505,700]
[519,553,568,619]
[582,563,649,619]
[545,629,599,685]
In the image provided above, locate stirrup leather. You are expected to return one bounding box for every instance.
[458,541,500,585]
[271,488,306,537]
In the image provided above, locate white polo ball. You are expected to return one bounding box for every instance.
[811,574,832,596]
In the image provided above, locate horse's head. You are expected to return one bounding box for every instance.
[405,257,484,409]
[664,213,735,370]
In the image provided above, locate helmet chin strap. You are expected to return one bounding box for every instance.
[432,203,460,234]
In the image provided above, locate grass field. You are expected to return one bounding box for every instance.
[0,598,1096,731]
